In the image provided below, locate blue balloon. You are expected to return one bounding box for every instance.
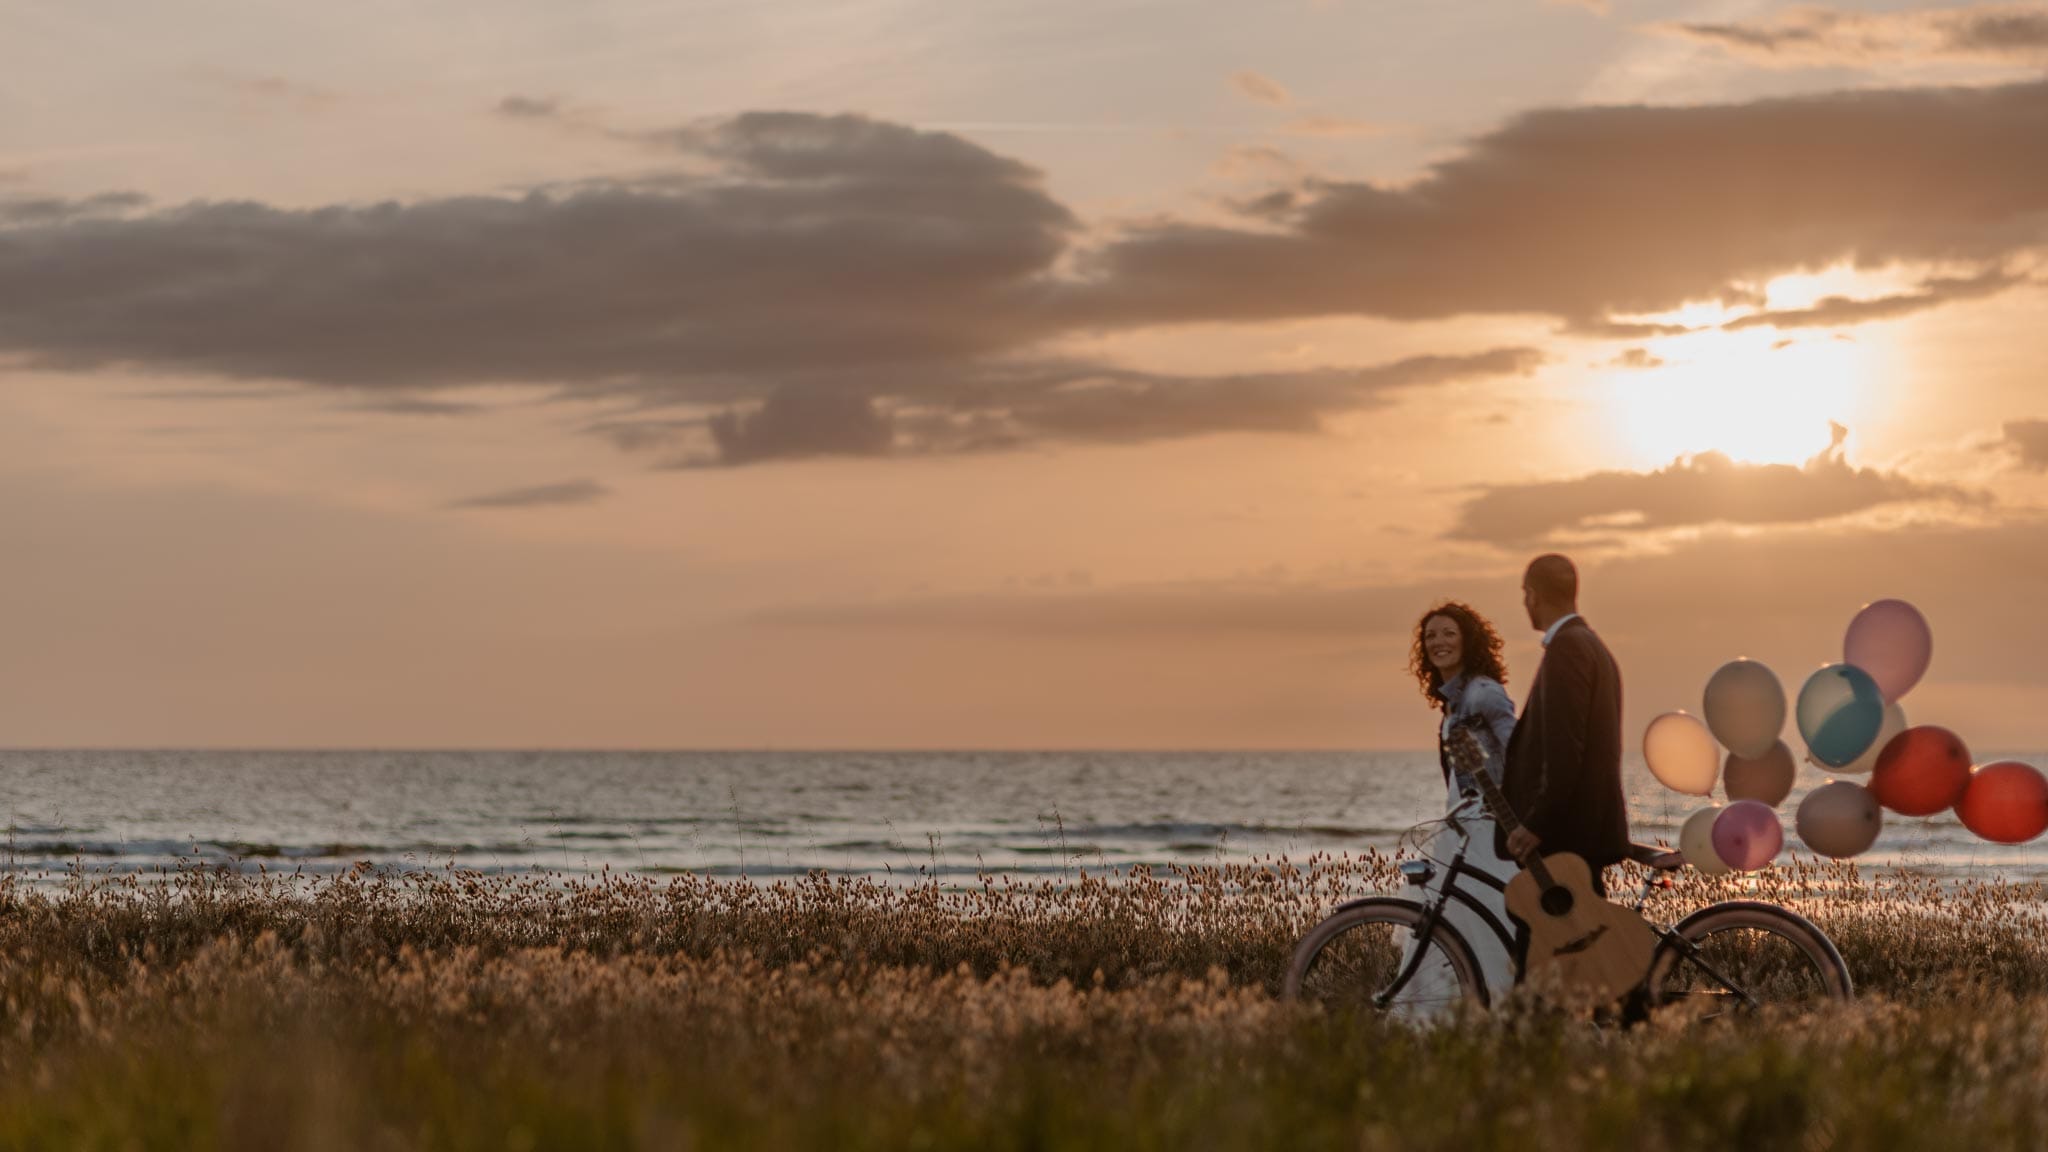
[1797,664,1887,768]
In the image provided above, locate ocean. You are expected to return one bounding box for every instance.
[2,749,2041,883]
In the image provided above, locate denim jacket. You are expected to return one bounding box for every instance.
[1435,673,1515,791]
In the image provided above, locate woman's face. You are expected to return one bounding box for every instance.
[1423,615,1464,678]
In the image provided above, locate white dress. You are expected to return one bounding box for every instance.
[1409,674,1523,1001]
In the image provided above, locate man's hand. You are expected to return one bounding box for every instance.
[1507,827,1541,862]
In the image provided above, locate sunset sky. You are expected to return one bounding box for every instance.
[5,0,2048,749]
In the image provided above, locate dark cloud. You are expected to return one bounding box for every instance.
[1668,5,2048,68]
[0,191,147,227]
[702,386,893,466]
[1720,269,2028,331]
[585,416,706,454]
[1448,434,1979,547]
[1610,347,1663,369]
[9,88,2048,466]
[449,479,609,509]
[347,395,483,417]
[1070,78,2048,330]
[0,112,1074,392]
[1996,419,2048,470]
[659,346,1541,466]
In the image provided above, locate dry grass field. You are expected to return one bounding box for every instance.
[1,857,2045,1150]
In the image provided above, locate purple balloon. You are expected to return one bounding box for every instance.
[1711,799,1784,873]
[1844,599,1933,704]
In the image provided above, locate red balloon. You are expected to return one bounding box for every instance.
[1869,726,1972,816]
[1956,762,2048,844]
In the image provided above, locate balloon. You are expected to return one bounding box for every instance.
[1703,660,1787,759]
[1795,781,1883,859]
[1869,726,1972,816]
[1844,599,1933,704]
[1837,701,1907,777]
[1723,741,1796,806]
[1796,664,1886,768]
[1679,806,1733,876]
[1712,800,1784,872]
[1645,712,1720,796]
[1955,761,2048,845]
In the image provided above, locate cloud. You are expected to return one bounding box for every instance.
[1666,4,2048,69]
[1448,433,1980,546]
[1229,71,1293,107]
[449,479,609,509]
[494,95,563,120]
[702,386,893,466]
[217,73,337,111]
[1995,419,2048,470]
[347,394,483,417]
[0,112,1075,393]
[1719,268,2029,331]
[668,346,1542,465]
[10,89,2048,466]
[1069,77,2048,331]
[1610,347,1664,369]
[1277,115,1389,138]
[0,191,147,226]
[761,513,2044,654]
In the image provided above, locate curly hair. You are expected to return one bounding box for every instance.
[1408,600,1509,710]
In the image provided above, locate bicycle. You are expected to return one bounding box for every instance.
[1281,794,1853,1020]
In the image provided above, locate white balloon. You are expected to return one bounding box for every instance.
[1703,659,1787,760]
[1836,701,1908,777]
[1680,806,1733,876]
[1795,780,1884,859]
[1645,711,1720,796]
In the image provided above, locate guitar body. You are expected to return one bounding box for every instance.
[1504,851,1657,1005]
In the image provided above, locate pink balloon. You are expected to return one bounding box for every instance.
[1844,599,1933,704]
[1711,799,1784,872]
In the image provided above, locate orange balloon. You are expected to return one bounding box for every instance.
[1956,761,2048,845]
[1869,726,1972,816]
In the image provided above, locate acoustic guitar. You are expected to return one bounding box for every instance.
[1446,724,1655,1006]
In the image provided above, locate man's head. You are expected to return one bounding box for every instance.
[1521,553,1578,631]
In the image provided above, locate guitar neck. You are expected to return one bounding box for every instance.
[1454,731,1556,887]
[1464,765,1522,838]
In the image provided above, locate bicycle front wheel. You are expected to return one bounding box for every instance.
[1647,900,1853,1014]
[1283,897,1486,1021]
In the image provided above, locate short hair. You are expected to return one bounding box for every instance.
[1524,553,1578,605]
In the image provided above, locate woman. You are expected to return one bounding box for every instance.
[1408,601,1516,804]
[1408,601,1520,994]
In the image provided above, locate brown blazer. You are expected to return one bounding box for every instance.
[1499,616,1629,870]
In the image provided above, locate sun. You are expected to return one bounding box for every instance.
[1602,330,1883,468]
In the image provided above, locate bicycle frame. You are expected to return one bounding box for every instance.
[1374,798,1762,1010]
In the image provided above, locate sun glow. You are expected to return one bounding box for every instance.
[1603,330,1883,468]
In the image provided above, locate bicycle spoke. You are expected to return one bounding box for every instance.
[1658,925,1833,1010]
[1297,918,1468,1020]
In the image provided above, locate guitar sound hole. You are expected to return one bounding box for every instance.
[1540,886,1575,917]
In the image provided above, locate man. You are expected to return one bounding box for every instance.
[1500,554,1628,897]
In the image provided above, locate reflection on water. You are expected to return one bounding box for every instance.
[1,749,2043,883]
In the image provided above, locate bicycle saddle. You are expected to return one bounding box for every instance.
[1626,842,1688,871]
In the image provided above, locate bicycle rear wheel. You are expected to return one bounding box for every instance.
[1647,900,1853,1015]
[1283,897,1486,1021]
